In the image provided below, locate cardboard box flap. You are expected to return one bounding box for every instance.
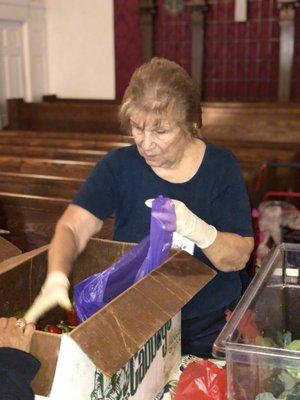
[70,250,215,377]
[0,245,48,274]
[31,331,61,395]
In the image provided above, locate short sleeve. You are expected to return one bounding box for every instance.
[211,153,253,237]
[72,151,119,220]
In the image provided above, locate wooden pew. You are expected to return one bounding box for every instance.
[0,156,93,178]
[0,156,294,252]
[0,148,257,201]
[0,129,134,143]
[0,129,297,164]
[0,141,257,202]
[0,144,106,162]
[0,134,122,249]
[0,129,297,201]
[201,102,300,144]
[1,116,298,252]
[0,133,129,250]
[0,129,297,182]
[6,99,121,133]
[0,193,67,250]
[0,131,296,191]
[0,172,83,199]
[0,156,92,178]
[41,94,300,144]
[0,135,131,150]
[43,94,120,105]
[6,99,300,145]
[0,146,293,253]
[0,235,21,262]
[214,139,298,164]
[0,193,114,251]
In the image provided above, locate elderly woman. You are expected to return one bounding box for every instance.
[25,58,254,357]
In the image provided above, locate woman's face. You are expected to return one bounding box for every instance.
[130,111,190,169]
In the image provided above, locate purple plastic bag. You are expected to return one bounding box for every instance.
[135,195,176,281]
[74,195,176,323]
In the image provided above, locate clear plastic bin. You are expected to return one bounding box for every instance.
[213,243,300,400]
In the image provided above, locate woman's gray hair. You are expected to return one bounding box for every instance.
[119,57,202,138]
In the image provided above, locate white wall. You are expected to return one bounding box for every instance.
[45,0,115,99]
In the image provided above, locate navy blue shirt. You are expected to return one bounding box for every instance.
[73,142,253,356]
[0,348,40,399]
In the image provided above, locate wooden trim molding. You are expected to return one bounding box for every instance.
[139,0,157,63]
[186,0,208,99]
[277,0,299,102]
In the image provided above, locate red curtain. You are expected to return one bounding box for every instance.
[114,0,300,101]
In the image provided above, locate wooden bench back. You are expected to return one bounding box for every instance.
[0,171,83,199]
[0,156,93,178]
[7,99,300,145]
[201,102,300,144]
[7,99,121,133]
[0,144,106,161]
[0,193,114,251]
[0,118,299,251]
[0,129,133,142]
[43,95,120,105]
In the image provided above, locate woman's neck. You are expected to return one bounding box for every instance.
[152,138,206,183]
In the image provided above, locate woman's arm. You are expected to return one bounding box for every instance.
[147,198,254,272]
[171,199,254,271]
[24,204,103,323]
[48,203,103,275]
[202,232,254,272]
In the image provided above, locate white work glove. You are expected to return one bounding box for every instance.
[145,198,217,249]
[24,271,72,324]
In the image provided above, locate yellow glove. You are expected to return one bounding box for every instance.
[145,198,217,249]
[24,271,72,324]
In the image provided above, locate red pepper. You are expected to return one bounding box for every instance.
[45,324,62,334]
[66,308,78,327]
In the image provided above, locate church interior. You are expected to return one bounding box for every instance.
[0,1,299,399]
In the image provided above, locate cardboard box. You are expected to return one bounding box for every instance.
[0,238,215,400]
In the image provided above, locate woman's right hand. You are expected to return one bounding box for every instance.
[24,271,72,324]
[24,204,104,324]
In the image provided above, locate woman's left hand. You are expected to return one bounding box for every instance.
[145,198,217,249]
[146,198,254,272]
